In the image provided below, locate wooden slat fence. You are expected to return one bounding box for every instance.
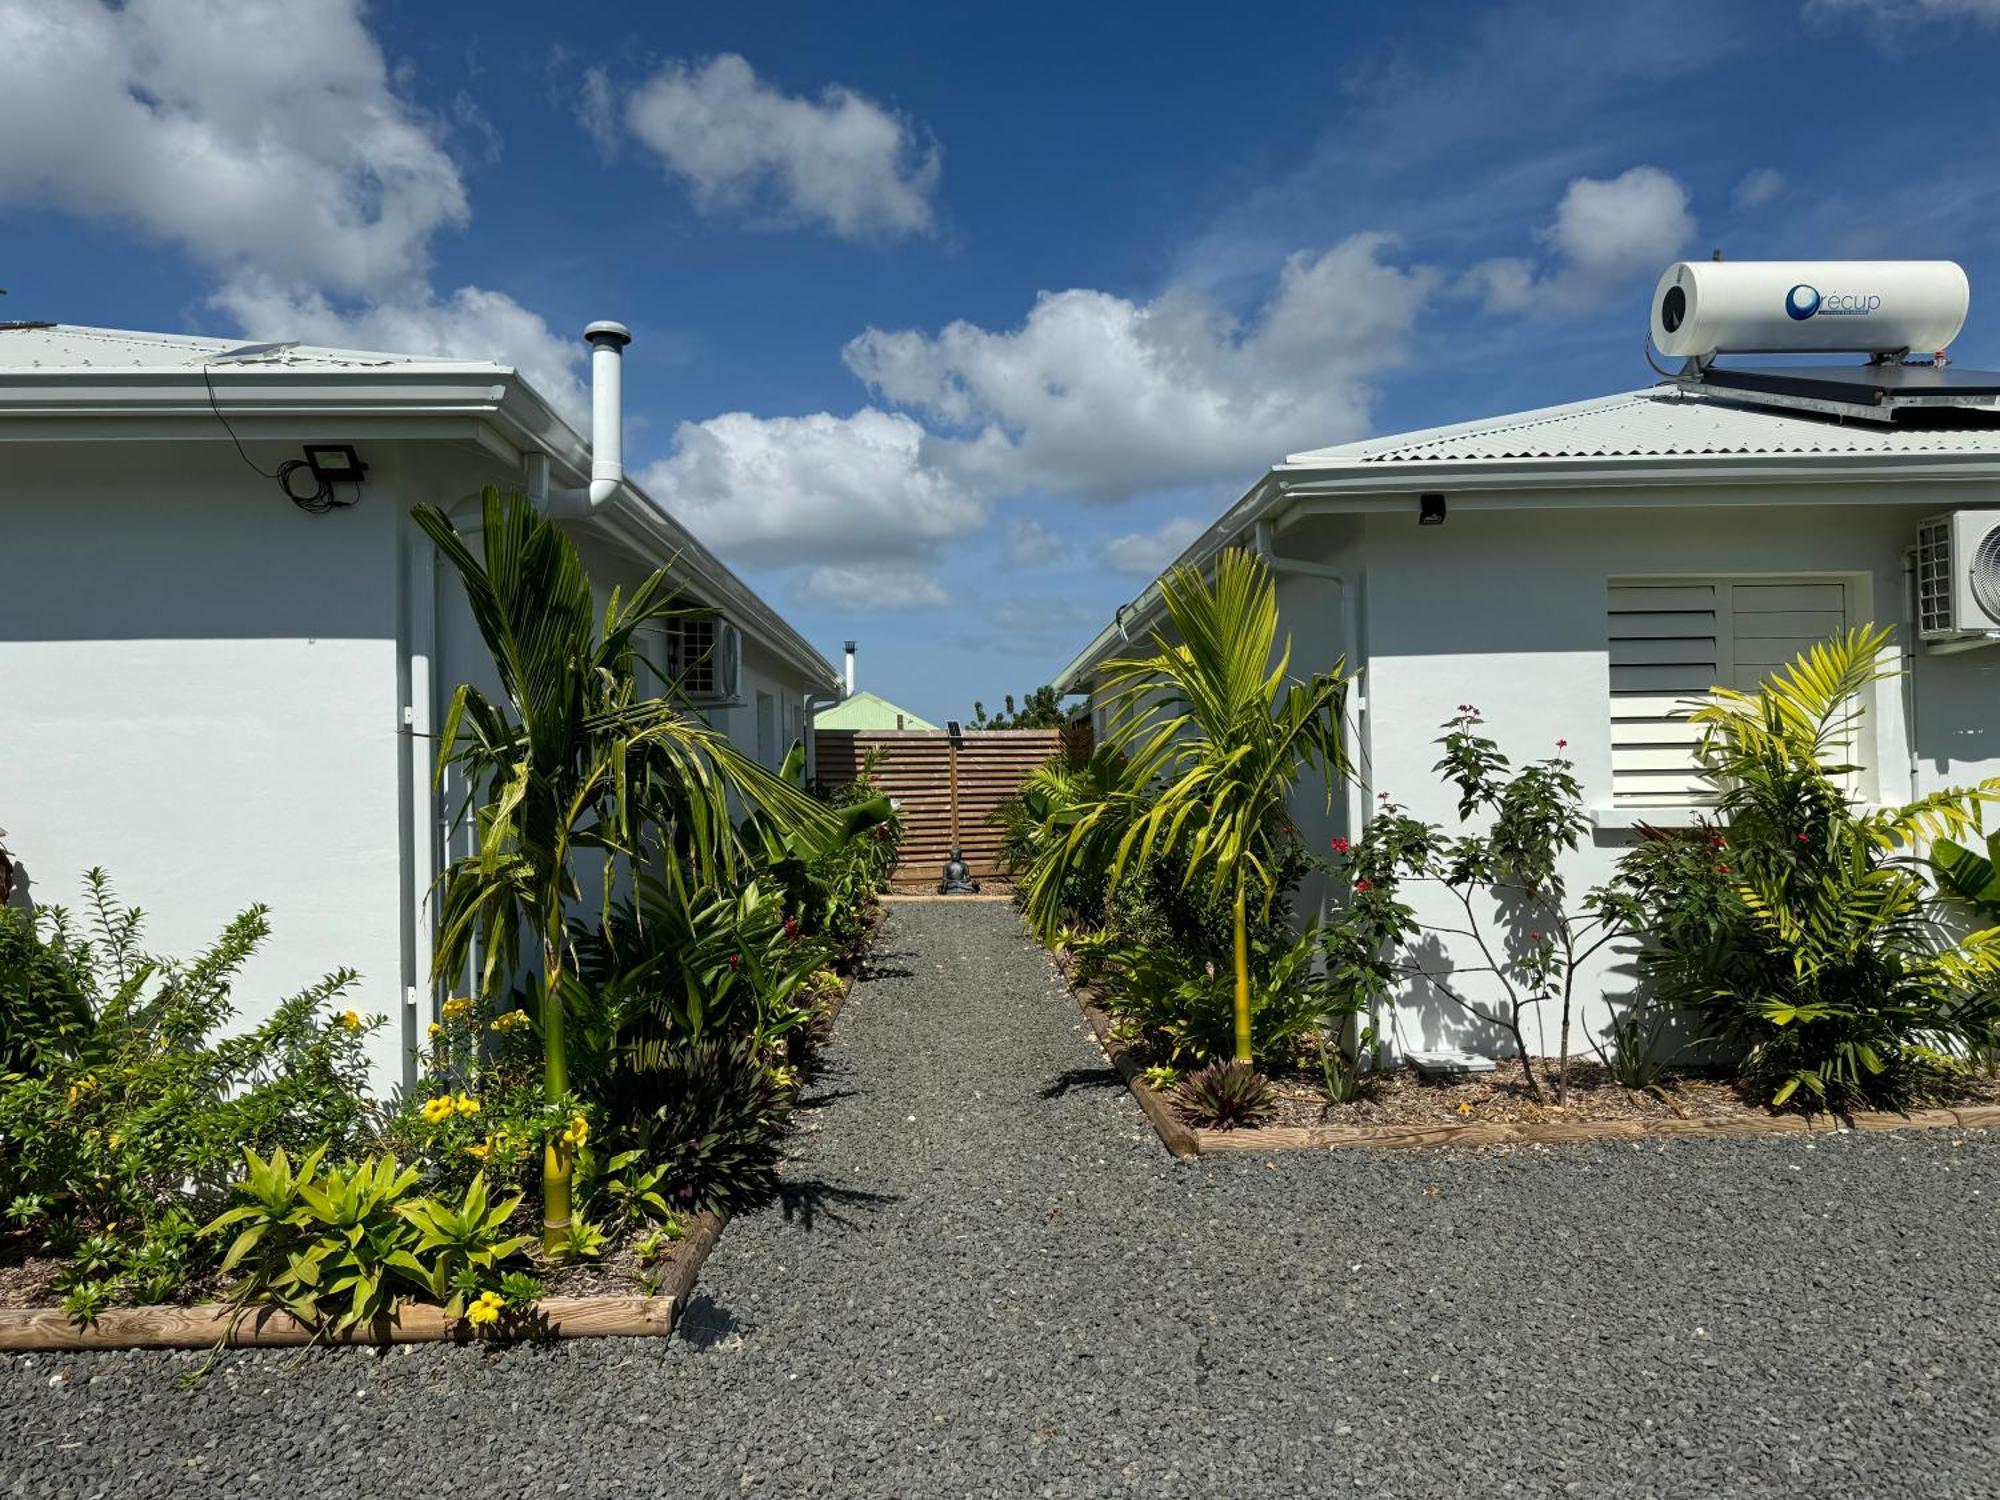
[811,728,1068,887]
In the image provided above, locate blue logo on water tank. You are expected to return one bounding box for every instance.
[1785,284,1822,321]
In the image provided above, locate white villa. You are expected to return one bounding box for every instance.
[1058,379,2000,1063]
[0,321,840,1092]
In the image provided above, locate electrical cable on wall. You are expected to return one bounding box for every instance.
[201,364,362,515]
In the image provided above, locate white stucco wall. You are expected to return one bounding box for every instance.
[0,441,416,1090]
[1341,494,2000,1062]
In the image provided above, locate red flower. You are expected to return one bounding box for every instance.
[1796,833,1810,845]
[1330,836,1351,854]
[1715,863,1730,874]
[783,916,801,940]
[1529,931,1543,941]
[728,953,741,971]
[1353,879,1373,892]
[1556,739,1568,750]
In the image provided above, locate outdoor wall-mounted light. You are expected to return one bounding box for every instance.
[276,443,368,514]
[302,443,368,485]
[1418,493,1448,526]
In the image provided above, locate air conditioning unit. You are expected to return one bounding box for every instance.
[672,616,742,703]
[635,615,743,704]
[1916,511,2000,650]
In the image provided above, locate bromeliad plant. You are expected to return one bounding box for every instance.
[415,488,833,1255]
[1621,625,2000,1111]
[1026,548,1350,1064]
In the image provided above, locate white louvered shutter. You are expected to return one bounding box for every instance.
[1608,578,1855,807]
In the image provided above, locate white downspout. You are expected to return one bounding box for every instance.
[399,522,441,1092]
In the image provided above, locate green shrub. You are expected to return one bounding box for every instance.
[0,873,378,1297]
[204,1147,537,1330]
[1087,919,1345,1073]
[1621,627,2000,1112]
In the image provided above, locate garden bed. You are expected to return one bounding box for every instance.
[0,908,879,1352]
[1056,947,2000,1157]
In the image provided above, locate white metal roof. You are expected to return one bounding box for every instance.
[0,322,488,372]
[1057,382,2000,693]
[0,323,839,691]
[1287,386,2000,467]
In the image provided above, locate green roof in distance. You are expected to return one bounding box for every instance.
[813,690,939,732]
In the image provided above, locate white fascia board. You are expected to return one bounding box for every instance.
[583,486,840,692]
[1053,443,2000,693]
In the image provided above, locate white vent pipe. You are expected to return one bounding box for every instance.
[844,640,857,695]
[584,320,631,505]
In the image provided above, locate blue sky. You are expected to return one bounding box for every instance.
[4,0,2000,721]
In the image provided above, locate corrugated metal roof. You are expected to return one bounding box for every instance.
[0,323,491,373]
[1286,387,2000,467]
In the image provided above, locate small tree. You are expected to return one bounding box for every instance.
[1326,710,1639,1103]
[1027,548,1349,1064]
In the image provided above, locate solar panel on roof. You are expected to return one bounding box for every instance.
[1674,362,2000,423]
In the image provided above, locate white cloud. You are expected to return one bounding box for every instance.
[1733,167,1786,209]
[1102,516,1209,576]
[577,66,620,156]
[619,54,939,241]
[0,0,466,295]
[794,565,949,612]
[1466,166,1694,315]
[1805,0,2000,26]
[210,275,589,426]
[843,232,1439,502]
[1004,517,1070,567]
[638,409,983,566]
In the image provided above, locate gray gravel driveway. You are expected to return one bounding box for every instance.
[5,898,1999,1499]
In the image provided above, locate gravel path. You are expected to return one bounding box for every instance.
[6,899,2000,1499]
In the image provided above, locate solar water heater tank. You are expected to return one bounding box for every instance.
[1651,259,1969,360]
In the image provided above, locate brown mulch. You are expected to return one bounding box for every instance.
[0,1239,61,1310]
[1260,1057,1749,1131]
[1252,1055,2000,1133]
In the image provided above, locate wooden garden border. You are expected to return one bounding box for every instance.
[1051,946,2000,1159]
[0,904,883,1353]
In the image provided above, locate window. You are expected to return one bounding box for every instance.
[756,690,777,769]
[1607,576,1860,807]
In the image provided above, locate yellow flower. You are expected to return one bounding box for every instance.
[1456,1101,1475,1117]
[490,1010,530,1033]
[421,1095,455,1124]
[466,1290,504,1327]
[427,1022,444,1039]
[337,1010,363,1031]
[108,1133,123,1149]
[442,997,474,1023]
[464,1139,494,1161]
[454,1093,480,1118]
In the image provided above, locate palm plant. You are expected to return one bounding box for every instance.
[415,488,832,1253]
[1028,548,1350,1063]
[1628,625,2000,1110]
